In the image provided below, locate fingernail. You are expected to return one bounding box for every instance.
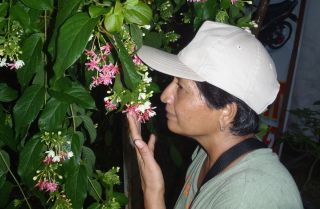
[134,139,144,149]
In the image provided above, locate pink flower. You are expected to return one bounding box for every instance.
[110,64,120,75]
[35,180,47,190]
[46,181,58,192]
[43,156,53,165]
[99,72,114,86]
[100,43,112,55]
[231,0,238,4]
[85,49,97,58]
[101,63,119,76]
[122,104,138,116]
[35,180,58,192]
[85,58,100,71]
[133,55,142,65]
[122,103,156,123]
[104,99,117,110]
[6,60,24,70]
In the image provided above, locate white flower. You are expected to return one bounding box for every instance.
[67,151,74,158]
[137,101,151,112]
[138,92,146,100]
[15,60,24,69]
[33,176,37,181]
[148,110,156,117]
[0,58,7,67]
[52,155,61,162]
[142,72,152,83]
[142,25,151,30]
[45,150,55,158]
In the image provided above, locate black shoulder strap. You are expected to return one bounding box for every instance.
[200,138,267,187]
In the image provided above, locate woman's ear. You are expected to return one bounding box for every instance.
[218,103,238,131]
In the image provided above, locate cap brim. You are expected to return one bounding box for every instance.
[137,45,204,81]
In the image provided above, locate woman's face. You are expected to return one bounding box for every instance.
[160,77,220,138]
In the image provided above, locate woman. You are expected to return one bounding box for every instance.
[127,21,303,209]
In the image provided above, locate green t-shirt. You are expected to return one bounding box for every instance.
[174,147,303,209]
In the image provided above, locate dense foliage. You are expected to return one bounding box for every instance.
[0,0,254,208]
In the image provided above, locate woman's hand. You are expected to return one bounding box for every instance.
[127,114,166,209]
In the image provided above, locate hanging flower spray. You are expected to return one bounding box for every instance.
[84,26,157,123]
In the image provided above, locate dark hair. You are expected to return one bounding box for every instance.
[196,81,259,136]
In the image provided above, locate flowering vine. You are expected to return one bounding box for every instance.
[33,131,73,207]
[0,19,24,70]
[85,26,157,123]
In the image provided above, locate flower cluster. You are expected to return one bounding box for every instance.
[85,43,120,89]
[0,20,24,70]
[86,29,156,123]
[122,101,156,123]
[33,131,73,194]
[34,179,59,193]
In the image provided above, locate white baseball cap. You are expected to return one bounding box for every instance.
[137,21,280,114]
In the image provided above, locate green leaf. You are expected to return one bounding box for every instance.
[103,3,124,33]
[20,0,53,10]
[52,77,73,92]
[18,136,45,186]
[0,3,8,17]
[114,192,129,206]
[79,115,97,143]
[124,2,152,25]
[130,23,143,48]
[17,33,44,89]
[0,123,15,151]
[0,83,18,102]
[193,0,217,27]
[64,82,96,109]
[81,146,96,176]
[89,5,108,18]
[124,0,139,7]
[13,85,45,134]
[113,74,124,94]
[0,150,10,188]
[71,132,85,163]
[88,179,102,201]
[87,203,102,209]
[113,34,140,90]
[143,31,163,48]
[10,4,30,29]
[53,13,98,79]
[0,181,14,208]
[65,164,88,209]
[50,81,95,109]
[236,14,251,27]
[220,0,231,10]
[38,98,69,131]
[230,5,241,19]
[48,0,83,57]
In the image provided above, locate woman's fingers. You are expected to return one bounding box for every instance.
[148,134,156,155]
[134,139,155,165]
[127,113,141,140]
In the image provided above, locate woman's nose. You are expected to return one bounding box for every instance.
[160,81,175,104]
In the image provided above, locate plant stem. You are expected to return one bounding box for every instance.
[0,151,32,209]
[88,177,103,202]
[70,104,76,133]
[44,10,48,104]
